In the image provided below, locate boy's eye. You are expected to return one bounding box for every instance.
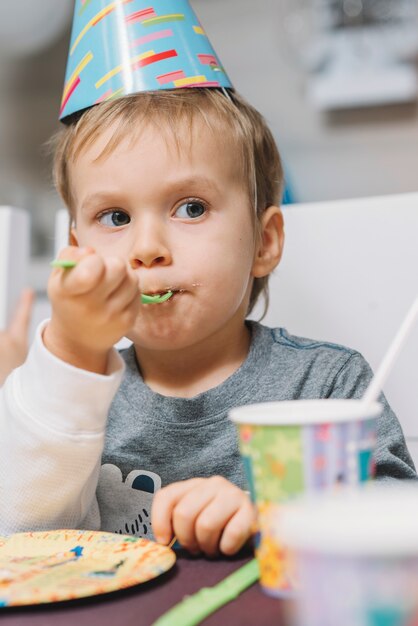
[98,211,130,227]
[174,201,206,220]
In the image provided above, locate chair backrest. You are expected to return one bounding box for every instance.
[250,193,418,442]
[55,208,70,257]
[27,209,70,339]
[0,206,30,330]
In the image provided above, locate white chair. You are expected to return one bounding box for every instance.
[54,207,71,257]
[0,206,30,330]
[250,192,418,462]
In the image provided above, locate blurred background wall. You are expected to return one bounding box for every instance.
[0,0,417,258]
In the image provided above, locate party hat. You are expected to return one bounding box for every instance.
[60,0,232,121]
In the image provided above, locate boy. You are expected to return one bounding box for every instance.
[0,88,415,555]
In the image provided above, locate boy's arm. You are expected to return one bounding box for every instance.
[0,321,125,535]
[328,351,417,480]
[0,246,139,534]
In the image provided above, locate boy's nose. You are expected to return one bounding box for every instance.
[129,220,172,269]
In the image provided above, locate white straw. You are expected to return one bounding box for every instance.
[363,296,418,405]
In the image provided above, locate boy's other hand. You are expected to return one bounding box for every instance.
[44,246,140,373]
[152,476,256,557]
[0,289,34,386]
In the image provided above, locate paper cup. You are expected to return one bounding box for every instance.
[229,399,382,597]
[278,485,418,626]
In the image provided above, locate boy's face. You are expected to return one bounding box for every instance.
[70,118,261,351]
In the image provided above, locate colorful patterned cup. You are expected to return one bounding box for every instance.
[278,484,418,626]
[229,399,382,597]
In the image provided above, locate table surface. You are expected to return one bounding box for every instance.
[0,550,286,626]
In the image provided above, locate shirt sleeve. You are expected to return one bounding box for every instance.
[0,321,125,535]
[327,351,417,481]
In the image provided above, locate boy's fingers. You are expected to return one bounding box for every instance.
[194,499,225,556]
[56,245,95,262]
[171,486,220,554]
[8,289,34,339]
[104,258,128,296]
[152,477,253,556]
[193,486,252,556]
[110,280,141,323]
[218,498,255,556]
[61,254,106,295]
[51,245,96,273]
[97,262,140,325]
[151,478,204,545]
[102,258,138,301]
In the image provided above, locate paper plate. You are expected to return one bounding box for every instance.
[0,529,176,607]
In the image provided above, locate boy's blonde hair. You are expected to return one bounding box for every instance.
[52,89,283,315]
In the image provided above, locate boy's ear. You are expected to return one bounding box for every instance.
[69,227,79,247]
[252,206,284,278]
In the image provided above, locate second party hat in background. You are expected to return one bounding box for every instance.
[60,0,233,121]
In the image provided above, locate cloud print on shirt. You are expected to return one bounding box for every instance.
[97,464,161,539]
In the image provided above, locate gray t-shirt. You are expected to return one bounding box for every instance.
[96,322,416,539]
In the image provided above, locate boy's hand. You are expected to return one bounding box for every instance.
[0,289,34,386]
[152,476,256,557]
[44,246,140,373]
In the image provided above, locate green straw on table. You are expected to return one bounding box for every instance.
[152,558,259,626]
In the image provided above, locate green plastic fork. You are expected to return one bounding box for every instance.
[51,259,174,304]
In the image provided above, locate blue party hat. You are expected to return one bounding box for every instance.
[60,0,233,121]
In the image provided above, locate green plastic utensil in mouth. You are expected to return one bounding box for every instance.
[141,291,174,304]
[50,259,175,305]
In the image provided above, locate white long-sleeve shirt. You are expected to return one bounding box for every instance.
[0,321,124,535]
